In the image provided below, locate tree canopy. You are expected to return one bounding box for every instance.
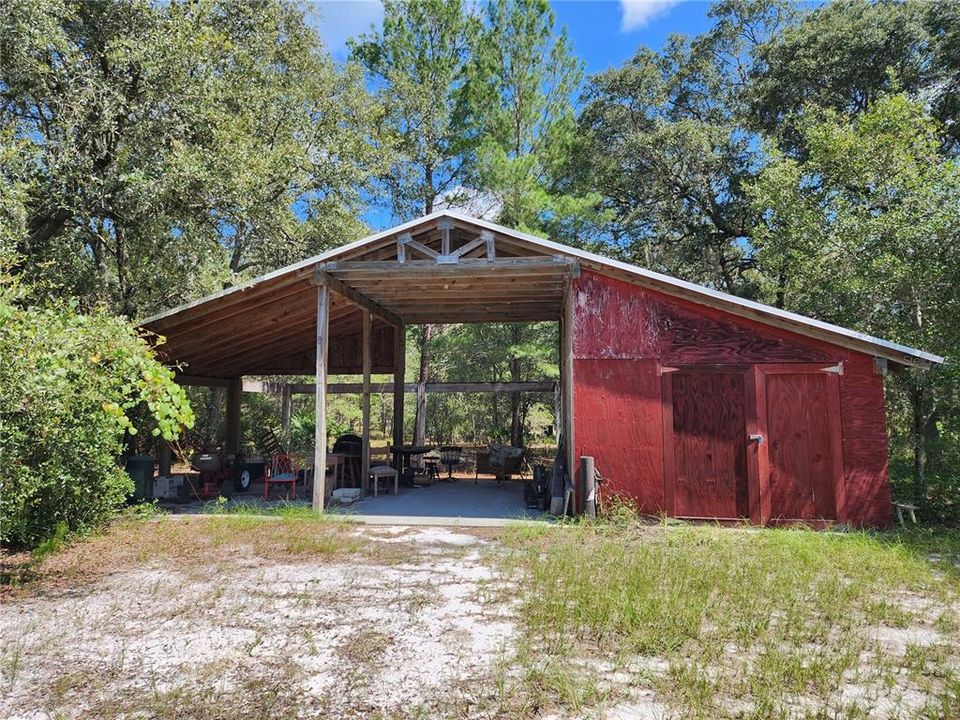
[4,0,960,521]
[1,0,380,317]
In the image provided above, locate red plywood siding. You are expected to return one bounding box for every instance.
[764,372,839,520]
[573,358,664,512]
[839,355,893,526]
[572,271,833,363]
[667,371,749,519]
[571,269,894,527]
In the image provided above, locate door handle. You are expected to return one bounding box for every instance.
[749,434,764,445]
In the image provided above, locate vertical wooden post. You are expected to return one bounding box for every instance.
[280,384,292,443]
[562,283,575,511]
[225,377,242,455]
[439,218,453,256]
[361,310,372,495]
[313,284,330,512]
[392,323,406,469]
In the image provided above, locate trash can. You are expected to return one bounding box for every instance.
[126,454,154,501]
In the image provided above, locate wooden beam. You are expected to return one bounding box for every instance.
[448,235,486,261]
[313,284,330,512]
[404,237,440,260]
[361,310,372,494]
[392,323,406,468]
[322,256,576,276]
[439,217,453,256]
[314,269,403,328]
[249,381,558,395]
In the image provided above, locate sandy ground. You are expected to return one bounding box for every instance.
[3,520,953,720]
[0,524,518,720]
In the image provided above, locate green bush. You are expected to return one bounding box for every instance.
[0,276,194,547]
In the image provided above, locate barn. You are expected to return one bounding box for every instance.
[142,211,942,527]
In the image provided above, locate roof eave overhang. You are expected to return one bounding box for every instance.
[139,210,944,370]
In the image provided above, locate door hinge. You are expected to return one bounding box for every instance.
[822,363,844,375]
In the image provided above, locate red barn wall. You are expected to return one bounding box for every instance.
[571,269,892,526]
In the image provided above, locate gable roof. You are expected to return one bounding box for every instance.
[142,210,943,370]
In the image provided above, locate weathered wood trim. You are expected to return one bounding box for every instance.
[242,380,557,395]
[313,269,403,328]
[392,324,406,468]
[313,284,330,512]
[361,310,371,495]
[321,256,576,276]
[660,370,675,517]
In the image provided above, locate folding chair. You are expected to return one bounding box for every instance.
[263,454,298,500]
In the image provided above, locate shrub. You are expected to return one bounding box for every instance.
[0,276,194,547]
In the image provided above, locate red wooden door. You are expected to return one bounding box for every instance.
[758,366,844,522]
[663,368,749,519]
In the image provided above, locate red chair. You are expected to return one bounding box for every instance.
[263,454,298,500]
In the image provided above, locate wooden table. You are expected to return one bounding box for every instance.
[389,445,435,472]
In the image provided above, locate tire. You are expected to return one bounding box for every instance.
[238,468,252,492]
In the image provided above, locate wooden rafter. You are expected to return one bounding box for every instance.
[313,269,403,327]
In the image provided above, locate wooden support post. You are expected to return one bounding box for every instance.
[392,323,406,469]
[439,218,453,256]
[580,456,596,518]
[313,284,330,512]
[361,310,372,495]
[482,230,496,260]
[562,284,575,511]
[280,384,292,443]
[225,377,242,455]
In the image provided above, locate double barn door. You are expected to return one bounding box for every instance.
[662,364,845,524]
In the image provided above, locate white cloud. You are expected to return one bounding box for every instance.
[619,0,682,32]
[309,1,384,60]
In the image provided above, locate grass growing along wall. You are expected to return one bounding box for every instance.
[497,522,960,718]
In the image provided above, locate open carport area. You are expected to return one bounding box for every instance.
[143,211,577,520]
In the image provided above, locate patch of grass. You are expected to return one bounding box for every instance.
[2,512,399,599]
[497,523,960,718]
[204,498,324,520]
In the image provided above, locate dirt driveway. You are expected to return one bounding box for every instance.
[1,517,518,719]
[4,514,959,720]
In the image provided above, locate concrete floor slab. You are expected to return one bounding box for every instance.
[334,478,545,521]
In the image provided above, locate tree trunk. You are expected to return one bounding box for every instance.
[413,324,432,451]
[908,376,937,509]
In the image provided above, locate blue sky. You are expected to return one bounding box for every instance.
[311,0,713,74]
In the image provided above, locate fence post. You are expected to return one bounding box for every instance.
[580,455,596,518]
